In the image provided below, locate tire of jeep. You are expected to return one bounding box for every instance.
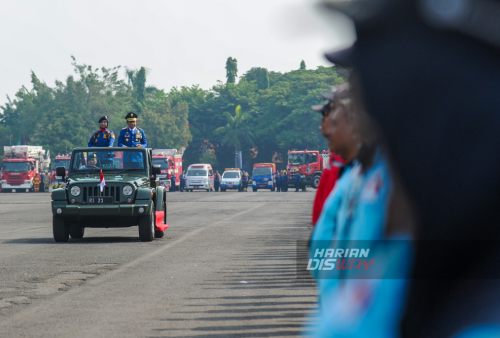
[69,224,85,239]
[139,203,155,242]
[53,216,69,242]
[311,174,321,189]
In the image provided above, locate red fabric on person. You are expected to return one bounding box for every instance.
[311,154,345,226]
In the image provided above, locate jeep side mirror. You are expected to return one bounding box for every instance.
[152,165,161,175]
[56,166,66,179]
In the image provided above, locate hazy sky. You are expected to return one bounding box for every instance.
[0,0,355,104]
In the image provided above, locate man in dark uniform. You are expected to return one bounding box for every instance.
[294,169,301,192]
[88,116,115,147]
[179,170,186,192]
[241,171,248,191]
[277,171,282,192]
[214,171,221,192]
[117,112,147,169]
[170,173,176,192]
[282,170,288,192]
[274,171,279,192]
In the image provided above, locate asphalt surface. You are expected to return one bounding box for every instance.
[0,189,318,337]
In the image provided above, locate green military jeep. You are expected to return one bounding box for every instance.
[51,147,168,242]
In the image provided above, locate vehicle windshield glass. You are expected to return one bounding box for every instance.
[187,169,207,176]
[70,150,145,173]
[152,158,169,169]
[223,172,240,179]
[54,159,70,169]
[288,153,306,165]
[253,168,272,176]
[4,162,29,172]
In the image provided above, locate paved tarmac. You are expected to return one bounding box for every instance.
[0,190,317,337]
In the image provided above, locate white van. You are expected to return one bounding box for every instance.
[185,164,214,192]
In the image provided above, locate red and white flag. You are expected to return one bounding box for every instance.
[100,170,106,192]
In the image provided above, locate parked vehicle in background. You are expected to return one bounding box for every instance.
[1,146,51,193]
[220,168,243,192]
[251,163,276,192]
[51,154,71,190]
[152,148,183,190]
[287,150,329,190]
[185,164,214,192]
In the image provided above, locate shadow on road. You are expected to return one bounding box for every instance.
[151,235,318,337]
[3,236,141,244]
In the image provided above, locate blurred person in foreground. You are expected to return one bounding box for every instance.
[311,92,347,226]
[307,72,414,338]
[321,0,500,336]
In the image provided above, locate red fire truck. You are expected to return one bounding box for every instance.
[152,148,184,190]
[1,145,51,193]
[51,154,71,189]
[287,150,330,190]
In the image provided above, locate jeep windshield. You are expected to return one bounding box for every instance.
[70,150,146,173]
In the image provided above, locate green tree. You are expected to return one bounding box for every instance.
[300,60,306,70]
[225,57,238,84]
[243,67,270,90]
[126,66,148,112]
[199,152,218,167]
[214,105,255,154]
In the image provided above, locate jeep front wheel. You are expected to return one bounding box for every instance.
[139,203,155,242]
[53,216,69,242]
[70,224,85,239]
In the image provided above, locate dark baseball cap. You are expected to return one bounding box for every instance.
[324,45,355,66]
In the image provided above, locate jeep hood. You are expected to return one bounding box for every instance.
[68,174,150,188]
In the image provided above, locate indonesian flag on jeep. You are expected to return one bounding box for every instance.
[100,170,105,192]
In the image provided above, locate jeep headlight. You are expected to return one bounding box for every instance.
[70,185,81,196]
[123,185,133,196]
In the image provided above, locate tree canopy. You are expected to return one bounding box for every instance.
[0,57,344,172]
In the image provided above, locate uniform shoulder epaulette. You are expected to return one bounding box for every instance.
[122,127,127,130]
[137,127,143,131]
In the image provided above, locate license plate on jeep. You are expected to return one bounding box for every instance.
[88,197,113,205]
